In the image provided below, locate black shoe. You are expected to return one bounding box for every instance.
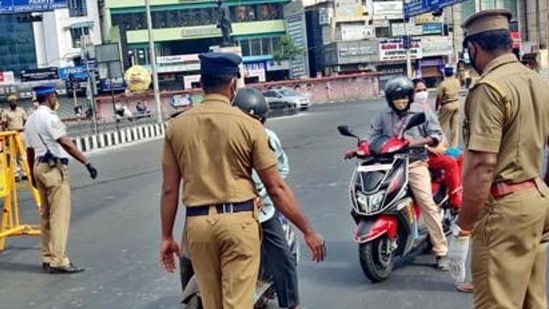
[42,263,50,272]
[48,264,85,274]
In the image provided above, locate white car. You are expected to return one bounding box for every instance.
[262,88,310,111]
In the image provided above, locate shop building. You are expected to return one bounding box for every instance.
[101,0,310,88]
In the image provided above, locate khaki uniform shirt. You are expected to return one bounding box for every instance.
[3,107,27,131]
[162,94,277,207]
[436,76,461,105]
[462,54,549,183]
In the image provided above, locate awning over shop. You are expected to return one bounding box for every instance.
[63,21,94,31]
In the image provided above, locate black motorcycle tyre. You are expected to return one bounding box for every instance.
[358,236,394,283]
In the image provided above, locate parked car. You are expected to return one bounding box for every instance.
[262,87,310,111]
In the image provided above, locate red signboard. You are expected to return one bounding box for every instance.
[511,31,521,49]
[0,72,4,83]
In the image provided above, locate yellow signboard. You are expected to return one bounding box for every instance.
[414,13,442,25]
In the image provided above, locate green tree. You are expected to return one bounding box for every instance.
[272,36,302,65]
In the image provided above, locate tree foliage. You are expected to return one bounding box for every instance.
[272,36,302,65]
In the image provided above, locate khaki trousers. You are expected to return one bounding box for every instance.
[472,180,549,309]
[438,101,460,147]
[185,207,260,309]
[408,161,448,256]
[34,162,71,268]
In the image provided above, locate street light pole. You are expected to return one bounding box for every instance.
[145,0,162,123]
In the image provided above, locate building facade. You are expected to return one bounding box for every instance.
[305,0,453,87]
[0,0,102,99]
[447,0,548,78]
[101,0,308,88]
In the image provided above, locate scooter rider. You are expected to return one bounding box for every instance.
[234,87,303,309]
[346,76,449,270]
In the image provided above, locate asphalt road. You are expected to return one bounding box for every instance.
[0,99,544,308]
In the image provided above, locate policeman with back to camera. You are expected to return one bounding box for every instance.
[160,52,325,309]
[24,85,98,274]
[345,76,449,270]
[233,87,303,309]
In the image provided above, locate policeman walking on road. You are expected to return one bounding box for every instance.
[24,85,98,274]
[448,9,549,308]
[160,52,326,309]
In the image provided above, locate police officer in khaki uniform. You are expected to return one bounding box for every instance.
[24,85,98,274]
[436,66,461,147]
[4,94,28,180]
[448,9,549,308]
[3,94,27,132]
[160,52,326,309]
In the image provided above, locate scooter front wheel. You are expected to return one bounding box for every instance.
[358,236,394,283]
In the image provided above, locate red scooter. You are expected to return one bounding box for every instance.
[338,112,455,282]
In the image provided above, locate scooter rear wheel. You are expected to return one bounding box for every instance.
[358,236,394,283]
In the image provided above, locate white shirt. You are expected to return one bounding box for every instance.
[24,105,69,158]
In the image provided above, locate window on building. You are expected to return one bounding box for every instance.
[70,27,90,48]
[239,40,251,56]
[68,0,87,17]
[237,37,282,57]
[230,3,282,22]
[152,11,168,28]
[261,38,272,55]
[375,27,390,38]
[250,39,262,56]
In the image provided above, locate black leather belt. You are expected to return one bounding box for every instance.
[37,157,69,166]
[186,200,254,217]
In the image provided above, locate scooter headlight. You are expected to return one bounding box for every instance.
[368,191,385,212]
[355,191,385,213]
[356,192,367,212]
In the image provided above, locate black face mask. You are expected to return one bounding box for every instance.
[468,48,478,74]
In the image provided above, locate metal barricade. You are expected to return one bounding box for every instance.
[0,131,41,251]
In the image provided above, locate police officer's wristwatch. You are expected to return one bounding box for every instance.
[451,223,472,237]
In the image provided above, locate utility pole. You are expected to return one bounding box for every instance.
[145,0,162,123]
[81,35,98,134]
[404,23,413,79]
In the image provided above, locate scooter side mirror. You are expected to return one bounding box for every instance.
[338,125,359,140]
[404,113,426,131]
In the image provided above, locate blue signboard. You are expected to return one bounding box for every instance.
[403,0,431,20]
[404,0,468,19]
[58,66,88,80]
[422,23,443,34]
[0,0,68,14]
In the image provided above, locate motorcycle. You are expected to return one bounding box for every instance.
[180,215,300,309]
[337,112,455,283]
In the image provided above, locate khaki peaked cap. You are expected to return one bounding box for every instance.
[462,9,512,38]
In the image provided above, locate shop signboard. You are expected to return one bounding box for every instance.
[373,1,404,20]
[0,71,15,85]
[379,38,422,61]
